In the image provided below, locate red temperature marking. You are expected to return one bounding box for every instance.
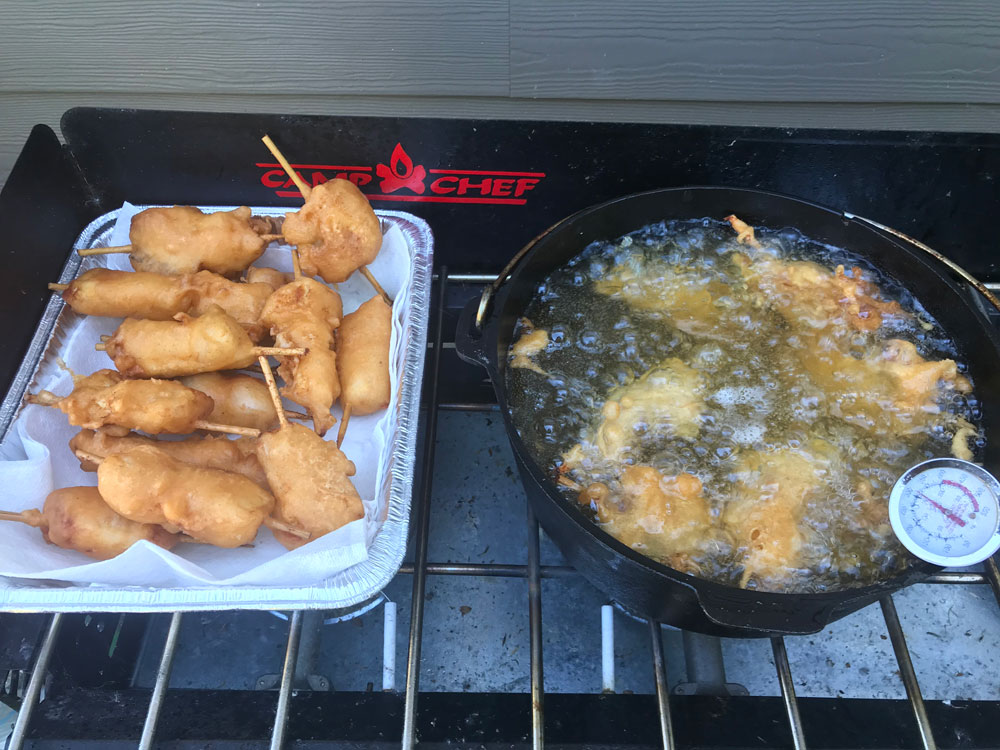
[918,492,967,527]
[942,479,980,511]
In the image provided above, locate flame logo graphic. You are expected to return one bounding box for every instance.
[376,143,427,194]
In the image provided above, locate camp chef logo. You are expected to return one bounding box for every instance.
[257,142,545,205]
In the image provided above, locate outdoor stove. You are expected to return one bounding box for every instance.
[2,110,1000,749]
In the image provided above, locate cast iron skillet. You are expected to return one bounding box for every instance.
[455,187,1000,638]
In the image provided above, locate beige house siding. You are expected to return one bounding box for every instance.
[2,0,999,183]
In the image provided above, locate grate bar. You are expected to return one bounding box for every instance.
[527,505,545,749]
[398,562,576,578]
[648,621,675,750]
[880,596,937,750]
[7,612,62,750]
[138,611,183,750]
[397,563,992,584]
[926,571,987,584]
[771,636,807,750]
[438,402,501,411]
[270,610,304,750]
[401,266,448,750]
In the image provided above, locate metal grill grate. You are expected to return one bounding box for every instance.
[4,271,1000,750]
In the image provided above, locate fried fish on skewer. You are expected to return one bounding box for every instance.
[26,369,260,436]
[184,271,273,341]
[79,206,281,276]
[261,136,389,300]
[256,356,364,549]
[0,487,178,560]
[96,445,303,547]
[283,179,383,284]
[335,295,392,445]
[55,268,274,340]
[179,372,305,432]
[57,268,200,320]
[101,306,304,378]
[260,278,343,435]
[71,428,269,489]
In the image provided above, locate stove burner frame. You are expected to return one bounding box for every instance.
[5,271,1000,750]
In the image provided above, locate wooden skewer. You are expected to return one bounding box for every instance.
[193,421,261,438]
[360,267,392,306]
[257,355,288,429]
[95,343,306,356]
[254,346,307,357]
[255,356,313,540]
[78,245,132,257]
[261,135,312,199]
[263,517,310,539]
[48,282,69,292]
[291,248,302,280]
[26,391,60,407]
[175,534,254,548]
[258,234,285,243]
[336,403,352,448]
[0,509,44,527]
[100,334,111,342]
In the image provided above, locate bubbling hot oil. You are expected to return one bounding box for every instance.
[506,219,981,593]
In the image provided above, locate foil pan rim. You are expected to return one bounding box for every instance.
[0,206,432,616]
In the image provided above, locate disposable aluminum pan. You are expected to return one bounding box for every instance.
[0,206,432,615]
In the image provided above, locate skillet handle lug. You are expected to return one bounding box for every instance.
[695,588,826,637]
[844,211,1000,314]
[474,222,559,332]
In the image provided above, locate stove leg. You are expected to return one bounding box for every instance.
[672,631,748,697]
[255,611,331,692]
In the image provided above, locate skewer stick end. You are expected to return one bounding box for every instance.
[95,343,107,351]
[253,346,307,357]
[336,403,352,448]
[360,266,393,306]
[0,509,44,527]
[264,517,311,539]
[257,356,289,428]
[78,245,132,256]
[260,134,312,200]
[193,420,261,438]
[48,282,69,292]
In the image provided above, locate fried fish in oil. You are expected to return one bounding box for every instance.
[509,318,549,374]
[724,441,838,588]
[578,468,717,574]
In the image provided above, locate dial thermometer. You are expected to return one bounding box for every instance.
[889,458,1000,567]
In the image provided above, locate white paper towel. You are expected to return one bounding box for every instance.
[0,203,413,587]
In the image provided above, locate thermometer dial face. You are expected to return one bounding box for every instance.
[889,459,1000,567]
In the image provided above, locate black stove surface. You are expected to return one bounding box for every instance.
[3,110,1000,749]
